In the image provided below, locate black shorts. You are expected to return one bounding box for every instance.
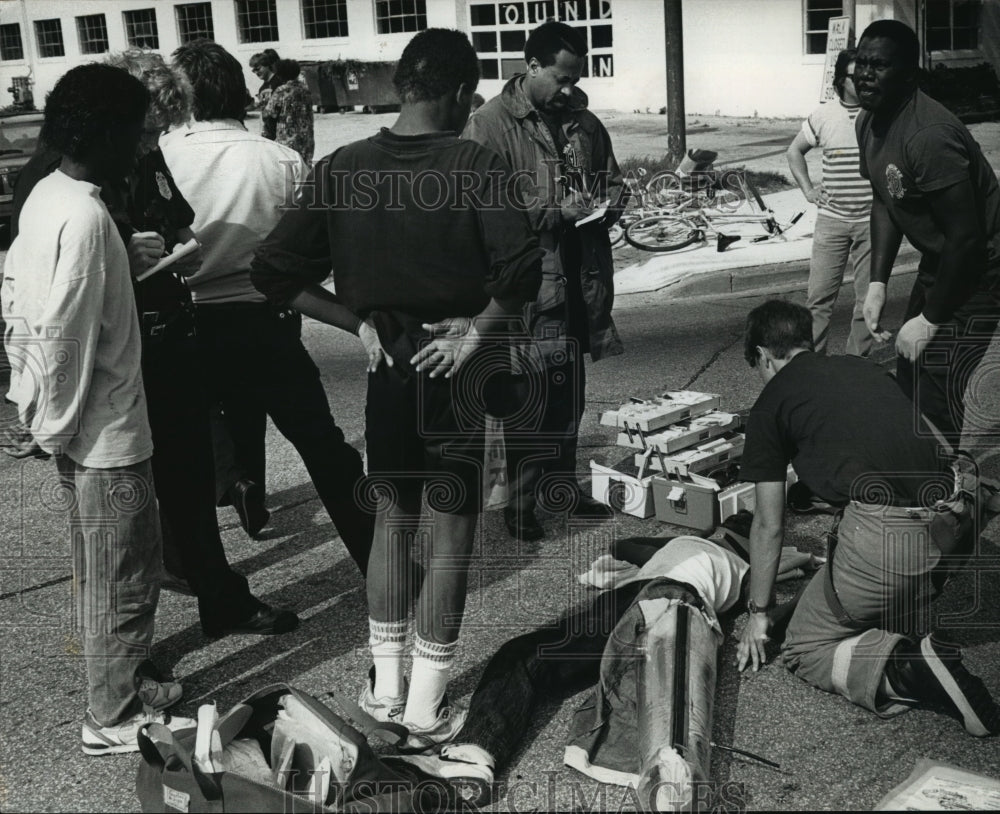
[365,364,485,515]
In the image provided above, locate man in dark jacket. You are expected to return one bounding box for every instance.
[464,21,625,542]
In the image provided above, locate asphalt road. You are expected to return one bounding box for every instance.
[2,268,999,812]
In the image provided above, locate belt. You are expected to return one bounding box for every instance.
[141,307,195,342]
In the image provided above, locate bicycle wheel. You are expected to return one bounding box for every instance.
[608,222,625,247]
[625,216,701,252]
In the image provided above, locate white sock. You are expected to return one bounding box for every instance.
[404,636,457,729]
[369,618,407,700]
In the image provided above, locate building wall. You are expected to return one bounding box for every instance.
[0,0,996,118]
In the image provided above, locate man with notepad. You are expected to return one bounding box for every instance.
[464,21,626,543]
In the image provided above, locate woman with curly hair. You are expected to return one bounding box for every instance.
[261,58,314,163]
[11,52,298,643]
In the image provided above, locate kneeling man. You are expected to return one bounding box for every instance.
[737,300,999,737]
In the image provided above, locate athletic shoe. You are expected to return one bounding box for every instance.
[395,743,495,807]
[358,671,406,724]
[917,636,1000,737]
[135,677,183,711]
[81,708,196,756]
[402,700,468,752]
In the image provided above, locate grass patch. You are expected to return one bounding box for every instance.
[619,155,792,197]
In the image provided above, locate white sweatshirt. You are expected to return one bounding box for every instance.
[2,170,151,467]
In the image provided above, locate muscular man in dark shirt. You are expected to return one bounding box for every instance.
[855,19,1000,447]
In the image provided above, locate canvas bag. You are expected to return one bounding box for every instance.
[136,683,433,813]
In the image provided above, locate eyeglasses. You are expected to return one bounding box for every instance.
[844,73,854,79]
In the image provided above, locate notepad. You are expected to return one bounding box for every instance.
[135,238,199,282]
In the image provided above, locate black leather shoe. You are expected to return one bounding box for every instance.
[569,493,614,520]
[202,600,299,638]
[228,479,270,538]
[503,507,545,542]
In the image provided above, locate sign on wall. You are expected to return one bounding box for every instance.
[819,15,852,102]
[469,1,614,81]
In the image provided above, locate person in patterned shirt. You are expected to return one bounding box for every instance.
[787,48,873,357]
[262,59,315,164]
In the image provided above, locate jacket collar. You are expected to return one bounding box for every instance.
[501,74,589,121]
[181,118,249,134]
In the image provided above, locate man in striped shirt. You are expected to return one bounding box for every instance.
[787,49,873,356]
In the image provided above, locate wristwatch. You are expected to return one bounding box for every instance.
[747,597,773,614]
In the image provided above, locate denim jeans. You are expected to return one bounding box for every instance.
[56,455,162,726]
[806,215,872,357]
[456,581,644,769]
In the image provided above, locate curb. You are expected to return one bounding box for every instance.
[622,247,921,302]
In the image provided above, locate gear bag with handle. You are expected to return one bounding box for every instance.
[136,683,436,813]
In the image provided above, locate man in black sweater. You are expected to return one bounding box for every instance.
[252,29,541,748]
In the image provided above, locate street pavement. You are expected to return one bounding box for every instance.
[2,109,1000,812]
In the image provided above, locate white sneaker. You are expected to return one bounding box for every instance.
[402,700,468,752]
[396,743,494,807]
[358,675,406,724]
[82,708,196,756]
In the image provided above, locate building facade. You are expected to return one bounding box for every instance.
[0,0,997,117]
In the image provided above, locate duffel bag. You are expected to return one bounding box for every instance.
[136,683,438,813]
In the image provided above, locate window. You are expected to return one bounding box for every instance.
[927,0,980,51]
[236,0,279,43]
[804,0,844,55]
[469,1,614,81]
[303,0,349,38]
[76,14,109,55]
[0,23,23,61]
[374,0,427,35]
[123,8,159,49]
[34,19,65,59]
[176,3,215,43]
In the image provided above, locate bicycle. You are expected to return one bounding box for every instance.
[624,172,803,252]
[608,154,745,247]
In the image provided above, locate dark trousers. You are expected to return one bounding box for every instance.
[458,581,643,769]
[142,331,256,628]
[195,303,374,575]
[506,349,587,514]
[897,269,1000,447]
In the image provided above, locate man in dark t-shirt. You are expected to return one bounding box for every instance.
[854,19,1000,448]
[736,300,999,738]
[251,30,542,750]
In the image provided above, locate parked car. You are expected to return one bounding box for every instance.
[0,113,43,221]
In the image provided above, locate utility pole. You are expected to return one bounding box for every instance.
[663,0,685,166]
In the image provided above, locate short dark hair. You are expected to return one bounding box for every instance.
[249,49,278,70]
[859,19,920,68]
[41,63,149,162]
[744,300,814,367]
[172,39,248,122]
[833,48,856,99]
[393,29,479,103]
[274,58,300,83]
[524,21,588,67]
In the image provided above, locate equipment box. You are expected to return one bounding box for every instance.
[639,433,745,477]
[652,473,721,534]
[600,391,721,433]
[590,450,657,519]
[616,410,739,452]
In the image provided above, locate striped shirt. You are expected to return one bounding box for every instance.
[803,101,872,222]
